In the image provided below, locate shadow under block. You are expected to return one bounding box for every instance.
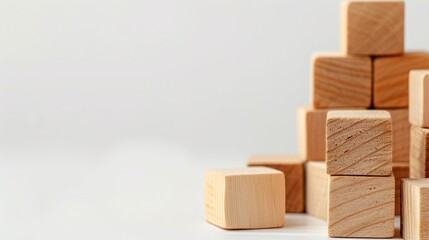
[247,155,304,213]
[393,162,409,216]
[410,126,429,179]
[328,175,395,238]
[305,161,328,220]
[374,52,429,108]
[341,1,404,56]
[402,179,429,240]
[387,108,410,161]
[312,54,371,108]
[326,110,393,176]
[409,70,429,127]
[204,167,285,229]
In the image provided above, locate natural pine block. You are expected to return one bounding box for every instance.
[410,126,429,179]
[305,161,328,220]
[402,179,429,240]
[326,110,393,176]
[328,175,395,238]
[393,162,409,215]
[247,155,304,213]
[409,70,429,127]
[387,108,410,161]
[341,0,404,56]
[298,107,328,161]
[204,167,285,229]
[312,54,371,108]
[374,52,429,108]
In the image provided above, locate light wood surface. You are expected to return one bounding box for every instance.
[305,161,328,221]
[410,126,429,179]
[326,110,393,176]
[298,107,328,161]
[374,52,429,108]
[401,178,429,240]
[312,54,371,108]
[247,155,304,213]
[328,175,395,238]
[205,167,285,229]
[341,0,404,56]
[387,108,410,161]
[409,70,429,127]
[392,162,409,216]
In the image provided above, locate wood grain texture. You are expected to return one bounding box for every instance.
[328,175,395,238]
[401,178,429,240]
[410,126,429,179]
[326,110,393,176]
[312,54,371,108]
[409,70,429,127]
[392,162,409,216]
[305,161,328,221]
[341,1,404,56]
[387,108,410,161]
[374,52,429,108]
[205,167,285,229]
[247,155,304,213]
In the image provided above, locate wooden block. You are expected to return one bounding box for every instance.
[247,155,304,213]
[298,107,328,161]
[341,0,404,56]
[410,126,429,179]
[312,54,371,108]
[374,52,429,108]
[409,70,429,127]
[204,167,285,229]
[305,161,328,221]
[326,110,393,176]
[401,178,429,240]
[393,162,409,215]
[387,108,410,161]
[328,175,395,238]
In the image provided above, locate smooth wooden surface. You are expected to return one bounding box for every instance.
[326,110,393,176]
[205,167,285,229]
[305,161,328,221]
[374,52,429,108]
[341,1,404,56]
[298,107,328,161]
[388,108,410,162]
[312,54,372,108]
[410,126,429,179]
[402,178,429,240]
[409,70,429,127]
[247,155,304,213]
[392,162,409,216]
[328,175,395,238]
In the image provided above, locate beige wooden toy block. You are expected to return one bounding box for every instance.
[326,110,393,176]
[312,54,372,108]
[409,70,429,127]
[402,178,429,240]
[374,53,429,108]
[341,0,404,56]
[298,107,329,161]
[410,126,429,179]
[328,175,395,238]
[204,167,285,229]
[305,161,328,220]
[387,108,410,161]
[393,162,409,215]
[247,155,304,213]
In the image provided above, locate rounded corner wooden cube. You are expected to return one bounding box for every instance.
[409,70,429,127]
[204,167,285,229]
[402,178,429,240]
[326,110,393,176]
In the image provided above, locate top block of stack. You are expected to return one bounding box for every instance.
[341,0,404,56]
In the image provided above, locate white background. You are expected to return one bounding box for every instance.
[0,0,427,239]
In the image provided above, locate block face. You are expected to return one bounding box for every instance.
[328,175,395,238]
[410,126,429,179]
[409,70,429,127]
[374,53,429,108]
[247,155,304,213]
[298,107,328,161]
[402,179,429,240]
[312,54,371,108]
[392,162,409,215]
[341,1,404,56]
[326,110,393,176]
[387,109,410,161]
[305,161,328,220]
[205,167,285,229]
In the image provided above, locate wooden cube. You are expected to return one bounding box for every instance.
[328,175,395,238]
[305,161,328,221]
[312,54,372,108]
[326,110,393,176]
[341,0,404,56]
[393,162,409,215]
[298,107,328,161]
[247,155,304,213]
[409,70,429,127]
[410,126,429,179]
[374,52,429,108]
[402,178,429,240]
[204,167,285,229]
[387,108,410,161]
